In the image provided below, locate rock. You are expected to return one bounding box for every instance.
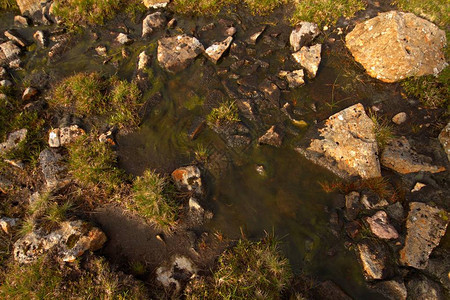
[290,22,320,51]
[411,182,426,192]
[143,0,170,9]
[22,87,38,101]
[297,103,381,179]
[0,217,18,234]
[0,79,13,87]
[48,125,85,148]
[360,192,389,209]
[13,220,107,264]
[98,130,115,145]
[406,275,443,300]
[14,15,30,27]
[247,26,266,45]
[438,122,450,161]
[259,79,280,106]
[142,12,166,37]
[372,279,407,300]
[137,51,150,70]
[225,26,237,36]
[345,191,361,220]
[33,30,46,47]
[392,112,407,125]
[256,165,266,176]
[358,241,391,280]
[205,36,233,64]
[258,126,283,147]
[312,280,352,300]
[156,255,197,292]
[95,45,107,57]
[116,33,133,45]
[345,220,362,239]
[4,30,27,47]
[16,0,46,16]
[39,148,67,188]
[381,136,446,174]
[345,11,447,82]
[0,41,21,64]
[292,44,322,78]
[9,58,22,69]
[399,202,448,269]
[171,166,203,195]
[386,202,404,222]
[278,69,305,88]
[366,211,399,239]
[157,35,204,73]
[0,66,6,78]
[0,129,27,156]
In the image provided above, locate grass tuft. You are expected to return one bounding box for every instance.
[369,111,395,151]
[393,0,449,27]
[108,77,143,129]
[0,0,17,10]
[207,101,240,127]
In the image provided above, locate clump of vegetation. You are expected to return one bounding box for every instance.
[67,135,125,193]
[369,111,395,151]
[173,0,286,16]
[0,0,17,10]
[51,73,143,129]
[244,0,287,15]
[185,235,292,299]
[207,101,240,127]
[393,0,449,27]
[291,0,366,26]
[130,169,179,231]
[0,255,148,299]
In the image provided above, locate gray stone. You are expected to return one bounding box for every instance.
[171,166,203,195]
[406,275,443,300]
[386,202,404,222]
[292,44,321,78]
[13,220,107,263]
[399,202,448,269]
[258,125,283,147]
[346,11,447,82]
[0,129,27,156]
[0,217,18,234]
[4,30,27,47]
[392,112,407,125]
[358,241,391,280]
[365,210,399,239]
[38,148,67,188]
[48,125,85,148]
[142,12,166,37]
[278,69,305,88]
[438,122,450,161]
[290,22,320,51]
[157,35,204,73]
[297,103,381,179]
[205,36,233,64]
[0,41,21,64]
[381,136,446,174]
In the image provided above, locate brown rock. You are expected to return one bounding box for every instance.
[381,136,445,174]
[358,241,391,280]
[16,0,45,15]
[278,69,305,88]
[171,166,203,195]
[292,44,322,78]
[4,30,27,47]
[14,15,30,27]
[399,202,448,269]
[392,112,407,125]
[157,35,204,73]
[407,275,443,300]
[366,211,399,239]
[142,0,170,8]
[258,125,283,147]
[346,11,447,82]
[372,279,407,300]
[205,36,233,64]
[259,79,280,106]
[22,87,38,100]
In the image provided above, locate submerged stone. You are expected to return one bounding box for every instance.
[157,35,204,73]
[258,125,283,147]
[278,69,305,88]
[346,11,447,82]
[292,44,321,78]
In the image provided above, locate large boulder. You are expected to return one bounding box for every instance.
[296,103,381,179]
[399,202,448,269]
[346,11,447,82]
[14,220,107,263]
[157,35,204,73]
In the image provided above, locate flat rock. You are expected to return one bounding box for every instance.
[143,0,170,9]
[406,275,443,300]
[381,136,445,174]
[290,22,320,51]
[258,125,283,147]
[142,12,166,37]
[438,122,450,161]
[297,103,381,179]
[292,44,321,78]
[278,69,305,88]
[171,166,203,195]
[205,36,233,64]
[358,241,391,280]
[346,11,447,82]
[0,128,27,156]
[13,220,107,263]
[0,41,21,64]
[366,210,399,239]
[157,35,204,73]
[259,79,280,106]
[48,125,85,148]
[39,148,67,188]
[399,202,448,269]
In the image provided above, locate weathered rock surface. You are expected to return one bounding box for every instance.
[247,26,266,45]
[0,128,27,156]
[297,103,381,179]
[171,166,203,195]
[157,35,204,73]
[358,241,391,280]
[16,0,46,16]
[399,202,448,269]
[290,22,320,51]
[366,210,399,239]
[386,202,405,222]
[14,15,30,27]
[14,220,107,263]
[156,255,196,291]
[292,44,321,78]
[0,216,18,234]
[205,36,233,64]
[142,12,166,37]
[346,11,447,82]
[392,112,407,125]
[258,125,283,147]
[116,33,133,45]
[33,30,46,47]
[372,279,407,300]
[406,275,443,300]
[381,136,445,174]
[0,41,21,64]
[312,280,352,300]
[438,122,450,161]
[360,192,389,209]
[278,69,305,88]
[143,0,170,9]
[4,30,27,47]
[137,51,150,70]
[345,191,361,221]
[48,125,85,148]
[39,148,67,188]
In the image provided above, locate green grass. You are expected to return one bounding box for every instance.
[291,0,366,26]
[185,235,292,299]
[369,111,395,151]
[394,0,449,27]
[207,101,240,127]
[0,0,17,10]
[172,0,286,15]
[130,170,179,231]
[108,77,143,129]
[67,135,125,193]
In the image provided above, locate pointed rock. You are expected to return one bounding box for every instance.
[365,211,399,240]
[205,36,233,64]
[292,44,322,78]
[258,126,283,147]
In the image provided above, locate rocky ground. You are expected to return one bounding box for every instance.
[0,0,449,299]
